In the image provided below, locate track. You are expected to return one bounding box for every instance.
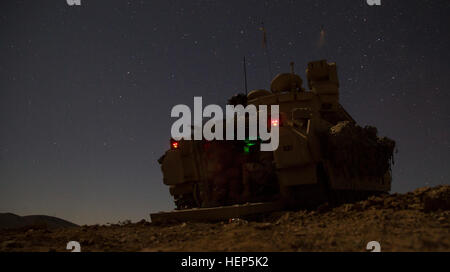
[150,202,284,223]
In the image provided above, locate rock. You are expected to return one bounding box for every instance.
[361,200,370,210]
[383,197,394,207]
[25,230,35,238]
[352,203,364,212]
[275,213,290,225]
[317,202,331,213]
[413,186,431,196]
[408,203,422,210]
[423,186,450,212]
[25,229,35,238]
[368,196,384,206]
[254,223,272,230]
[343,203,354,212]
[80,238,95,245]
[2,240,23,248]
[390,201,401,209]
[228,218,248,225]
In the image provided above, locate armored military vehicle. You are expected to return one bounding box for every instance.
[152,60,395,223]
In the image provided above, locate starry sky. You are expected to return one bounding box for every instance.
[0,0,449,225]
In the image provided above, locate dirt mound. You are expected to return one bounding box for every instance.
[330,185,450,213]
[0,185,448,252]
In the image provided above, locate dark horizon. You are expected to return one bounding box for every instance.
[1,0,449,225]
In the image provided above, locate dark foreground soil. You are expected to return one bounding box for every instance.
[1,185,449,252]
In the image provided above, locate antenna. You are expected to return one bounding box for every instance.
[260,22,273,81]
[243,56,248,95]
[290,62,296,92]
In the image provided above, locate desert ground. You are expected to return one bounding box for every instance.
[1,185,449,252]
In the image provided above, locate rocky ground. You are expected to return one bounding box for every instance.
[1,185,449,252]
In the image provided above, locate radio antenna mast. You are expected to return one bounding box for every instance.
[243,56,248,95]
[260,22,273,80]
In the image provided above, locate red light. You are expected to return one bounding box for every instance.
[271,119,279,127]
[170,139,179,149]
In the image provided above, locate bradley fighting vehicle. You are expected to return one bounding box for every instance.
[151,60,395,223]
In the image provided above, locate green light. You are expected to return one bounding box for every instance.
[244,139,257,147]
[244,146,250,153]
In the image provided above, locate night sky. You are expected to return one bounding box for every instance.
[1,0,449,225]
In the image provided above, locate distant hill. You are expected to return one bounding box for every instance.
[0,213,78,230]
